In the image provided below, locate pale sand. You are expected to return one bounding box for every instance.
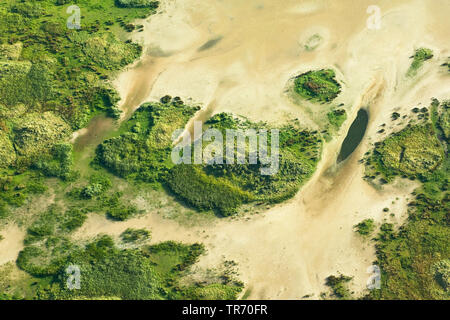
[5,0,450,299]
[0,224,26,266]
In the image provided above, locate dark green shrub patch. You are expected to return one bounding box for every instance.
[120,228,151,244]
[325,274,353,299]
[96,101,199,183]
[166,165,253,216]
[293,69,342,103]
[407,48,433,77]
[365,123,444,183]
[165,113,322,216]
[327,108,347,130]
[354,219,375,236]
[33,143,77,181]
[0,169,46,219]
[106,203,138,221]
[22,236,242,300]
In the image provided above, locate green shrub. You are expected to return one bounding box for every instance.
[327,108,347,130]
[33,143,75,180]
[325,274,353,299]
[166,165,252,216]
[12,112,71,161]
[106,204,137,221]
[82,33,142,70]
[166,114,322,215]
[366,124,444,182]
[354,219,375,236]
[0,0,158,130]
[432,259,450,290]
[120,228,151,244]
[0,130,16,168]
[407,48,433,77]
[96,102,199,183]
[294,69,341,103]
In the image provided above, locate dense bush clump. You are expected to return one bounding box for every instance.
[166,165,252,216]
[294,69,342,103]
[96,105,322,216]
[407,48,434,77]
[327,108,347,129]
[165,113,322,215]
[354,219,375,236]
[120,228,151,244]
[365,123,444,183]
[96,101,199,182]
[325,274,353,299]
[0,170,46,220]
[33,143,77,180]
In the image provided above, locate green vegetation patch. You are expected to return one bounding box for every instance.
[120,228,151,244]
[407,48,433,77]
[294,69,342,103]
[0,129,16,168]
[365,99,450,300]
[435,100,450,142]
[17,205,86,275]
[0,0,159,130]
[0,42,22,60]
[65,172,138,221]
[165,113,322,216]
[354,219,376,236]
[33,143,77,181]
[77,32,142,70]
[325,274,353,299]
[97,104,322,216]
[12,112,71,163]
[96,99,199,183]
[0,170,46,219]
[327,108,347,130]
[365,123,444,183]
[166,165,253,217]
[17,235,242,300]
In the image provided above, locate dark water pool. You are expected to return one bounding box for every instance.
[337,109,369,163]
